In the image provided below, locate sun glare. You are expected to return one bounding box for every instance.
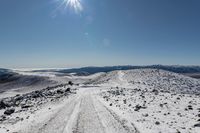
[57,0,83,14]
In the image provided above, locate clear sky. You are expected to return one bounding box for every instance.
[0,0,200,68]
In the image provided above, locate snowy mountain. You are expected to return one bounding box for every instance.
[89,69,200,94]
[0,69,58,96]
[0,69,16,83]
[1,68,200,133]
[51,65,200,76]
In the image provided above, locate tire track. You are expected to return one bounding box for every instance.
[19,88,139,133]
[93,95,139,133]
[72,94,105,133]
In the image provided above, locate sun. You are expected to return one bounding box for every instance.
[56,0,83,14]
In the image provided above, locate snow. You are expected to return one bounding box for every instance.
[1,68,200,133]
[99,87,200,133]
[90,69,200,94]
[15,71,58,77]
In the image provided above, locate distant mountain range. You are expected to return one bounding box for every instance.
[25,65,200,76]
[1,65,200,77]
[0,68,17,83]
[55,65,200,75]
[0,65,200,92]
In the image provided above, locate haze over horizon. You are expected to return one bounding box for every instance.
[0,0,200,68]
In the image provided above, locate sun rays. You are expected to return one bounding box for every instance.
[55,0,83,14]
[66,0,83,13]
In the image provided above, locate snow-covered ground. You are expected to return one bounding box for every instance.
[99,87,200,133]
[0,69,200,133]
[0,69,102,99]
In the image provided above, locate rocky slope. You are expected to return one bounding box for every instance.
[0,82,76,130]
[90,69,200,94]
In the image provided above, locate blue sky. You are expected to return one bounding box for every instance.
[0,0,200,68]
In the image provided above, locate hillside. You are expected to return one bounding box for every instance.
[4,65,200,77]
[1,69,200,133]
[89,69,200,94]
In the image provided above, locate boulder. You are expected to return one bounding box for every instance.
[57,89,64,94]
[21,104,33,109]
[65,88,71,92]
[155,121,160,125]
[4,108,15,115]
[0,98,14,109]
[194,123,200,127]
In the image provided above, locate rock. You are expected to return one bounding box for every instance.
[57,89,64,94]
[134,104,146,111]
[155,121,160,125]
[68,81,73,86]
[14,95,23,101]
[134,105,142,111]
[32,93,40,98]
[152,89,159,95]
[194,123,200,127]
[188,105,193,110]
[4,108,15,115]
[109,103,113,106]
[65,88,71,92]
[0,98,15,109]
[159,104,164,107]
[103,96,108,99]
[0,115,6,121]
[21,104,33,109]
[0,100,6,109]
[123,99,127,104]
[177,97,181,100]
[115,90,120,95]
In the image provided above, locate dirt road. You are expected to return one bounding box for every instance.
[19,87,138,133]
